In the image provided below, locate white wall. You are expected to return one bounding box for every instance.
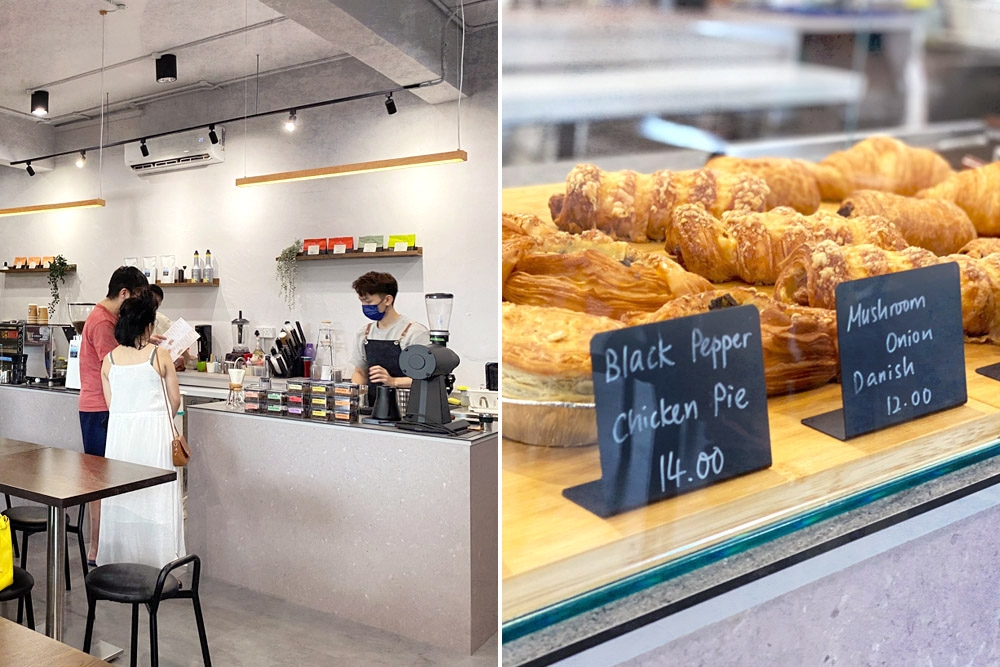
[0,60,497,387]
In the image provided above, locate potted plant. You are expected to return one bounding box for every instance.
[48,254,71,316]
[276,240,301,310]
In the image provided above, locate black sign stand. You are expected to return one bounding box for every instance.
[803,263,967,441]
[975,363,1000,382]
[564,305,772,518]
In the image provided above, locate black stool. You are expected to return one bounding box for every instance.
[3,494,89,584]
[83,554,211,667]
[0,566,35,630]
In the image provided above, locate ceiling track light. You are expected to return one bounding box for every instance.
[155,53,177,84]
[208,124,219,145]
[140,139,149,157]
[30,90,49,117]
[25,162,35,177]
[284,110,297,132]
[75,151,87,168]
[384,92,396,115]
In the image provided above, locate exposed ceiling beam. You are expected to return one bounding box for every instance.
[259,0,463,105]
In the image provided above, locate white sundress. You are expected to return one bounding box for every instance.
[97,346,186,568]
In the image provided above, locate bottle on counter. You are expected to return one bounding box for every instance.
[177,265,186,282]
[191,251,202,283]
[203,249,214,283]
[313,321,335,381]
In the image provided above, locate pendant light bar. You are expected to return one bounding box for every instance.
[0,198,106,218]
[235,149,468,187]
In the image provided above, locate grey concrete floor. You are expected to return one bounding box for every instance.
[0,536,498,666]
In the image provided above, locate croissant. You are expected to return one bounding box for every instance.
[959,238,1000,259]
[547,163,769,245]
[671,204,906,284]
[705,156,821,214]
[811,135,953,201]
[627,287,839,396]
[837,190,976,256]
[917,162,1000,236]
[503,248,713,320]
[772,240,997,337]
[502,212,636,283]
[502,302,625,403]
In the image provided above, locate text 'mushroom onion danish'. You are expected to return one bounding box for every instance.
[547,163,769,246]
[672,204,906,284]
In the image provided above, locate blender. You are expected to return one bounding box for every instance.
[66,302,96,389]
[396,293,470,434]
[226,311,250,362]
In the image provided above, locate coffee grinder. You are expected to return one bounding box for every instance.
[66,302,96,390]
[396,293,469,434]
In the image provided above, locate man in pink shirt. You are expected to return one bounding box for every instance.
[79,266,150,563]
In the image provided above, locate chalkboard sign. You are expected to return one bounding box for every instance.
[563,305,772,518]
[802,263,967,440]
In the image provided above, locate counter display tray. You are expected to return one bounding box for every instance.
[501,180,1000,627]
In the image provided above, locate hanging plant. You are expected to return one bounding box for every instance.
[276,240,301,310]
[48,255,71,316]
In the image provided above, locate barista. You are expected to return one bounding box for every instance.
[349,272,430,400]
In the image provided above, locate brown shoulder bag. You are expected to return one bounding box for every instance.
[155,350,190,467]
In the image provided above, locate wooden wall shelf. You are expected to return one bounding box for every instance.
[276,248,424,261]
[1,265,77,275]
[156,279,220,288]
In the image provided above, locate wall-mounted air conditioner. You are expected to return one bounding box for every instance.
[124,126,225,175]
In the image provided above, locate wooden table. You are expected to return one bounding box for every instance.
[0,438,176,640]
[0,616,111,666]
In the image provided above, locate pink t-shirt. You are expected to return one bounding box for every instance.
[78,303,117,412]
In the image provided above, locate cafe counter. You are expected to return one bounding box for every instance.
[0,383,498,654]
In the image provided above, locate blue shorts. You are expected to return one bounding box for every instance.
[79,411,109,457]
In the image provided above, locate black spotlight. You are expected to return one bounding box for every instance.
[385,92,396,115]
[208,124,218,145]
[155,54,177,83]
[140,139,149,157]
[30,90,49,117]
[25,162,35,177]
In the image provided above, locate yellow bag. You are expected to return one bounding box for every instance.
[0,514,12,590]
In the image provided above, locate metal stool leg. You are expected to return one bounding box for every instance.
[83,596,96,653]
[130,603,139,667]
[23,591,34,631]
[148,606,159,667]
[192,591,212,666]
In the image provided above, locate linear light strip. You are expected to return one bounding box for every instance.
[0,199,107,218]
[234,150,468,187]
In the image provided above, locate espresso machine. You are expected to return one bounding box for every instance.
[66,302,96,390]
[0,323,26,385]
[396,293,469,434]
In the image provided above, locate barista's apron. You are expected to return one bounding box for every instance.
[363,322,413,407]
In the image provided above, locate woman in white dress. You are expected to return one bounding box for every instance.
[97,293,185,568]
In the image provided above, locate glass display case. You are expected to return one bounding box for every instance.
[501,120,1000,663]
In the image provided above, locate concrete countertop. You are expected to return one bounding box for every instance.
[188,400,496,444]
